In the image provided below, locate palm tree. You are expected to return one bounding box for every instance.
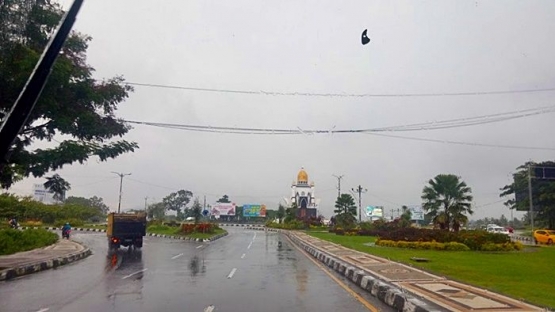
[334,194,357,228]
[421,174,473,232]
[43,174,71,202]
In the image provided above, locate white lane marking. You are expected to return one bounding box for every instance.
[247,242,252,249]
[122,268,148,279]
[204,305,215,312]
[36,309,49,312]
[241,253,246,259]
[171,253,184,260]
[196,245,203,249]
[253,232,257,240]
[227,268,237,279]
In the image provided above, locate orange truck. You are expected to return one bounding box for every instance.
[107,212,147,250]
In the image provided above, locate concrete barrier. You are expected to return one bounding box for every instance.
[285,232,442,312]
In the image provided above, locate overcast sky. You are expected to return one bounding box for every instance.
[10,0,555,220]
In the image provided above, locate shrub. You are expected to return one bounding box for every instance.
[54,218,85,227]
[376,239,470,251]
[0,228,58,255]
[480,242,523,252]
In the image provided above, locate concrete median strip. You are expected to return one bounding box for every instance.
[286,231,544,312]
[0,239,91,281]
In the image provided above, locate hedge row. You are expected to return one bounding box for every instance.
[376,239,523,251]
[332,227,511,251]
[0,228,58,255]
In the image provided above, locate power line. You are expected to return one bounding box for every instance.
[126,81,555,98]
[124,105,555,135]
[363,132,555,151]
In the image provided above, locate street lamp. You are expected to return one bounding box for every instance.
[112,172,131,213]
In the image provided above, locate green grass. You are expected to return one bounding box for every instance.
[147,225,227,239]
[83,224,106,230]
[307,232,555,310]
[0,228,58,255]
[185,228,227,239]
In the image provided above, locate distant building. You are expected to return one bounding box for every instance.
[32,184,56,204]
[290,167,318,218]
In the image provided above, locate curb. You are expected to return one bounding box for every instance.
[218,224,280,232]
[285,232,441,312]
[0,242,92,282]
[20,227,229,242]
[20,226,107,233]
[145,231,229,242]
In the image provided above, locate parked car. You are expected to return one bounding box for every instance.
[533,230,555,245]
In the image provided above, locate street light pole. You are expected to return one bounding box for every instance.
[351,185,367,222]
[112,172,131,213]
[528,164,534,232]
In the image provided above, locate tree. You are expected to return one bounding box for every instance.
[277,204,286,224]
[399,205,412,228]
[284,202,298,223]
[500,161,555,229]
[421,174,473,231]
[217,195,231,203]
[147,202,165,220]
[191,198,202,224]
[0,1,137,188]
[334,194,357,229]
[43,174,70,202]
[162,190,193,214]
[65,195,109,215]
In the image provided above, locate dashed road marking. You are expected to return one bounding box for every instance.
[122,268,148,279]
[241,253,246,259]
[227,268,237,279]
[196,245,203,249]
[247,242,252,249]
[171,253,184,260]
[36,309,49,312]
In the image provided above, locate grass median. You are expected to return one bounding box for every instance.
[147,224,227,239]
[0,228,58,255]
[307,231,555,310]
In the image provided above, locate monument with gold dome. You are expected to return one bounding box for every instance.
[290,167,318,218]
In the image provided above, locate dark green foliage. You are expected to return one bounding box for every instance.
[501,161,555,228]
[0,228,58,255]
[163,190,193,214]
[0,0,137,188]
[422,174,473,231]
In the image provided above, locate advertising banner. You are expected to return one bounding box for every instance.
[211,203,236,217]
[243,204,267,217]
[408,205,424,221]
[366,206,384,219]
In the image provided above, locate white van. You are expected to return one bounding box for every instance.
[486,224,510,235]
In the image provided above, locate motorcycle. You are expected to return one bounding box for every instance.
[62,229,71,239]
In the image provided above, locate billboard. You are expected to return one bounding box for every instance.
[243,204,267,217]
[211,203,236,217]
[407,205,424,221]
[33,184,56,204]
[366,206,384,219]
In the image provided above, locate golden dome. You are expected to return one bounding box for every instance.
[297,168,308,183]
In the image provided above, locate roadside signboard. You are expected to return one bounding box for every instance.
[210,203,236,217]
[366,206,384,220]
[408,205,424,221]
[243,204,266,217]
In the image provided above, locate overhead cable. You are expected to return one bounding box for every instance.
[126,82,555,98]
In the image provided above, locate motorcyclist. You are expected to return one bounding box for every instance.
[62,222,71,238]
[9,217,18,229]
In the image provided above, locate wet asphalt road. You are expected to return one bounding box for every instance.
[0,228,392,312]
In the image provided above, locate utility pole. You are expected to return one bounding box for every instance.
[144,196,148,212]
[112,172,131,213]
[332,174,344,199]
[351,185,367,222]
[528,164,534,232]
